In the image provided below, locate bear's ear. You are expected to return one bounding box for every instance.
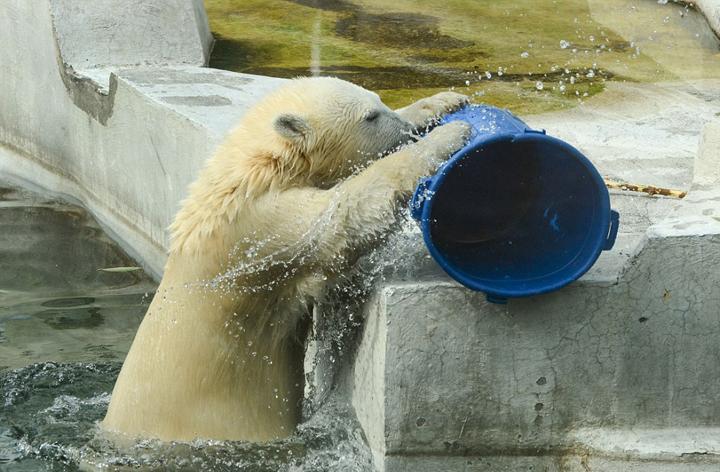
[274,114,312,145]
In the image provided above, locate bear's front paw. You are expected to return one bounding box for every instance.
[420,92,469,119]
[419,121,472,168]
[397,92,470,129]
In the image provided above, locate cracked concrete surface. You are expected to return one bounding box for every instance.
[526,80,720,190]
[351,222,720,470]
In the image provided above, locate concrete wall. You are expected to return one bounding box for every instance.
[50,0,211,70]
[0,0,283,278]
[696,0,720,37]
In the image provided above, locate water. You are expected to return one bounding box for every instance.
[0,362,373,471]
[205,0,720,113]
[0,182,150,469]
[0,181,375,470]
[0,183,156,370]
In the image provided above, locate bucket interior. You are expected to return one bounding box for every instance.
[428,135,605,295]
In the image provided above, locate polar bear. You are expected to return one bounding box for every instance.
[102,77,470,442]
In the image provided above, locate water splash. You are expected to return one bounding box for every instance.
[0,362,374,471]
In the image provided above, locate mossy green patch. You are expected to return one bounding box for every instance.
[204,0,720,113]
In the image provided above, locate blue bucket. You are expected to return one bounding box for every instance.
[410,105,620,304]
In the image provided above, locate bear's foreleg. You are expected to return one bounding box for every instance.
[395,92,469,129]
[252,121,471,270]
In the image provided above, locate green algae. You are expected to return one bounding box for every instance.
[204,0,720,114]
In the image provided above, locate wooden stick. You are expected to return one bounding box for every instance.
[603,179,687,199]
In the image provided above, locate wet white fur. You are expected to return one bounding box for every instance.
[102,77,470,442]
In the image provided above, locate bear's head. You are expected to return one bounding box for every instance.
[237,77,416,191]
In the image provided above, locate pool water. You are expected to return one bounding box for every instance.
[0,185,156,370]
[0,182,373,471]
[0,361,372,471]
[205,0,720,113]
[0,182,151,469]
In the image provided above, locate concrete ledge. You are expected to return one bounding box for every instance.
[49,0,213,123]
[50,0,211,69]
[0,0,284,278]
[351,228,720,471]
[525,80,720,191]
[696,0,720,37]
[387,450,720,472]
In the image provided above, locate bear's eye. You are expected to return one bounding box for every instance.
[365,111,380,122]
